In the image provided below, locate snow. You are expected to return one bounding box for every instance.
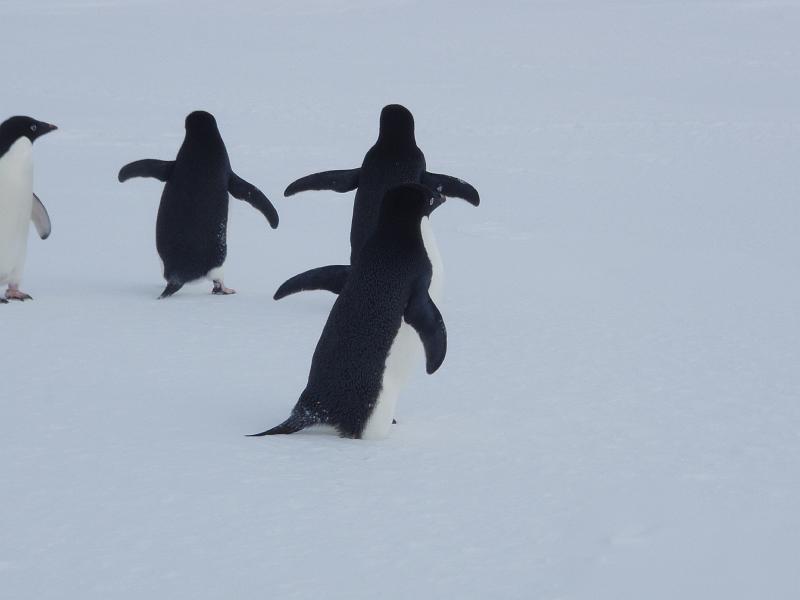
[2,0,800,598]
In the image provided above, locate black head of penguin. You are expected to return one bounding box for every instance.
[185,110,219,136]
[180,111,226,156]
[0,116,57,155]
[376,182,444,232]
[375,104,417,149]
[169,110,231,187]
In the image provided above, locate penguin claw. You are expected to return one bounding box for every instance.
[5,290,32,301]
[212,281,236,295]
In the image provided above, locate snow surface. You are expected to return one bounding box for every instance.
[2,1,800,598]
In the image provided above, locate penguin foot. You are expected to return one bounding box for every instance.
[5,288,32,301]
[0,298,8,304]
[212,281,236,295]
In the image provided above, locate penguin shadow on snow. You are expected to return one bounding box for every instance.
[117,110,279,300]
[0,116,57,303]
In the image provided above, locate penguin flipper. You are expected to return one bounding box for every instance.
[421,171,480,206]
[405,285,447,374]
[274,265,350,300]
[284,169,360,196]
[31,193,51,240]
[229,172,279,229]
[118,159,174,183]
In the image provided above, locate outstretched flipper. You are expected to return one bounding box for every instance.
[228,172,279,229]
[405,283,447,374]
[159,281,183,299]
[284,169,360,196]
[248,412,312,437]
[274,265,350,300]
[118,159,174,183]
[31,193,51,240]
[421,171,480,206]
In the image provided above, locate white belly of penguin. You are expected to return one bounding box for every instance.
[0,138,33,284]
[361,217,444,440]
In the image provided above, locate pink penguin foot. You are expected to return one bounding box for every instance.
[6,288,32,301]
[212,281,236,295]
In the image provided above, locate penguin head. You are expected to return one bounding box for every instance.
[378,183,444,229]
[184,111,221,137]
[377,104,416,146]
[0,116,57,144]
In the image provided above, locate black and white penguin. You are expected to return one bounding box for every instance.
[0,116,56,303]
[118,111,279,298]
[251,184,448,440]
[274,104,479,305]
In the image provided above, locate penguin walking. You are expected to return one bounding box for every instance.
[251,184,449,440]
[0,116,56,303]
[274,104,479,303]
[118,111,279,298]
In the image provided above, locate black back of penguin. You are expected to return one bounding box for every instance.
[118,110,278,297]
[253,184,447,439]
[276,104,478,300]
[157,111,230,284]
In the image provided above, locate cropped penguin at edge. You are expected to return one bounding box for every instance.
[274,104,479,303]
[0,116,57,303]
[118,111,279,298]
[251,184,448,440]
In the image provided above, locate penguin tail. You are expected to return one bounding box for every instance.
[247,413,311,437]
[159,281,184,299]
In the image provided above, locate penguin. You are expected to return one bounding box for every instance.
[0,116,57,303]
[251,184,448,440]
[118,111,279,298]
[273,104,479,303]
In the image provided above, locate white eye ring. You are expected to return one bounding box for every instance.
[30,124,37,132]
[429,197,434,206]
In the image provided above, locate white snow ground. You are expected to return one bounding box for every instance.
[2,1,800,598]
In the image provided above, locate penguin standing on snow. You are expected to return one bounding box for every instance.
[0,116,56,303]
[274,104,479,303]
[251,184,449,440]
[118,111,279,298]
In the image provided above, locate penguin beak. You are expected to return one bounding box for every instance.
[47,123,58,132]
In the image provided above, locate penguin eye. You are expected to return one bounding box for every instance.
[30,124,37,132]
[429,197,434,206]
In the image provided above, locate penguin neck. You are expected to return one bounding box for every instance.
[186,129,223,147]
[0,137,32,168]
[374,128,418,154]
[181,127,227,161]
[376,213,425,243]
[0,135,32,161]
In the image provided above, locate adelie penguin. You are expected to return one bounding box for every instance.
[118,111,279,298]
[274,104,479,304]
[251,184,449,440]
[0,116,56,303]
